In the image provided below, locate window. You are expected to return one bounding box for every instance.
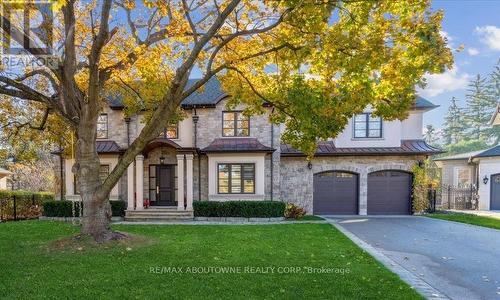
[222,112,249,137]
[218,163,255,194]
[353,113,382,138]
[74,164,109,194]
[455,168,471,186]
[97,114,108,139]
[159,123,178,139]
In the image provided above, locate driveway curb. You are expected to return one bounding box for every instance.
[328,219,449,300]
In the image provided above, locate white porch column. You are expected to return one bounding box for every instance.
[185,154,194,211]
[127,162,135,210]
[135,155,144,210]
[177,154,185,210]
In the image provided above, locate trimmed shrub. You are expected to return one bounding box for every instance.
[284,203,306,219]
[0,191,55,220]
[193,201,285,218]
[43,201,82,217]
[42,200,126,218]
[110,201,126,217]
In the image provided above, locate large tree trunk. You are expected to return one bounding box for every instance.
[74,109,115,242]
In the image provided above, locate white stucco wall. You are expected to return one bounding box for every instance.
[334,118,402,148]
[401,111,423,140]
[476,157,500,210]
[333,109,423,148]
[65,155,120,201]
[207,153,266,201]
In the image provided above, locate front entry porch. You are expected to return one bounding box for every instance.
[125,139,195,221]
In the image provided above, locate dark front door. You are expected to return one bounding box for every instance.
[368,171,412,215]
[156,165,175,206]
[491,174,500,210]
[313,171,358,215]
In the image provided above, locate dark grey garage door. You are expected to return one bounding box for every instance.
[491,174,500,210]
[313,171,358,215]
[368,171,412,215]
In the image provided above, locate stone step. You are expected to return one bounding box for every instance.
[124,209,194,222]
[125,210,193,216]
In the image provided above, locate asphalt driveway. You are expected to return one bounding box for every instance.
[328,216,500,300]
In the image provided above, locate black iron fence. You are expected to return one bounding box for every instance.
[0,191,54,221]
[432,185,478,211]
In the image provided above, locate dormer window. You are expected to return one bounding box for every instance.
[354,113,382,138]
[223,111,249,137]
[159,123,178,139]
[97,114,108,139]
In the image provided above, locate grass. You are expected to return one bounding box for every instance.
[0,221,422,299]
[427,212,500,230]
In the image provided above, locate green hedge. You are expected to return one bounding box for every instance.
[42,200,126,218]
[0,191,55,220]
[193,201,285,218]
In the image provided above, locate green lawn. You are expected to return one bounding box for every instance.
[0,221,421,299]
[427,212,500,230]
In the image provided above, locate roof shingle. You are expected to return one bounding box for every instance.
[106,77,437,110]
[473,144,500,158]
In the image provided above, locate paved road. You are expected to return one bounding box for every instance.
[329,216,500,300]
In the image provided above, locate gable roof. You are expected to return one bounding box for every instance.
[106,77,437,110]
[473,144,500,158]
[433,150,485,162]
[435,144,500,162]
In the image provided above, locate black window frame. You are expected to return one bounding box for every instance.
[159,123,179,139]
[222,111,250,137]
[96,114,108,139]
[217,163,255,194]
[353,113,383,138]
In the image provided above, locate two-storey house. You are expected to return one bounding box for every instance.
[54,77,441,218]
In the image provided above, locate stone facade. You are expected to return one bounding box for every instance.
[280,155,424,214]
[56,94,430,215]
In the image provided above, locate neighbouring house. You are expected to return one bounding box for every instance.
[490,103,500,126]
[434,105,500,211]
[0,168,12,190]
[434,145,500,211]
[53,77,441,218]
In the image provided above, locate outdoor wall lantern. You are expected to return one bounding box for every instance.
[307,161,313,170]
[159,156,165,165]
[483,176,489,185]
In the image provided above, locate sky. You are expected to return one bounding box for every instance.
[419,0,500,129]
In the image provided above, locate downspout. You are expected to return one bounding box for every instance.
[59,144,64,201]
[192,107,201,201]
[270,107,275,201]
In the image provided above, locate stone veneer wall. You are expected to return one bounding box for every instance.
[192,154,209,201]
[280,155,424,214]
